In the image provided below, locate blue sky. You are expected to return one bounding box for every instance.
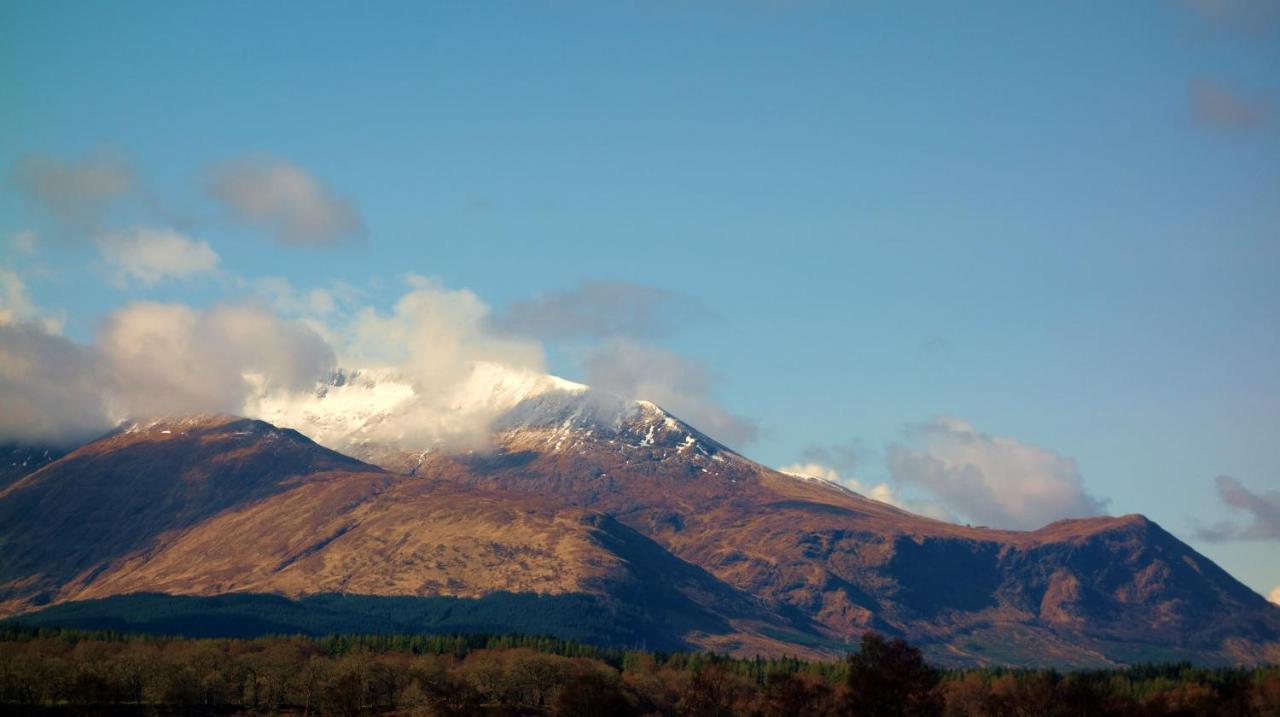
[2,1,1278,596]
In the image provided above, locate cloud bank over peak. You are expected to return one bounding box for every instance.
[0,263,763,453]
[0,271,557,451]
[887,416,1108,530]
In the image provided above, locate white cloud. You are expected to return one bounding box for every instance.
[343,276,544,384]
[0,275,545,449]
[1270,586,1280,605]
[778,462,901,506]
[209,157,363,246]
[0,297,333,444]
[12,151,133,231]
[337,277,547,447]
[887,416,1108,530]
[582,338,757,447]
[96,227,220,286]
[0,273,754,457]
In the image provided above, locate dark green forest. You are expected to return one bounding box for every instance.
[0,624,1277,716]
[11,592,683,650]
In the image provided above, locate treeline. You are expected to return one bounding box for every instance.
[0,625,1277,716]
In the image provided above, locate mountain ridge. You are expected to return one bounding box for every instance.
[1,366,1276,666]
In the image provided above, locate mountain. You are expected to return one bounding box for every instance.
[252,365,1280,667]
[0,415,806,655]
[1,366,1277,666]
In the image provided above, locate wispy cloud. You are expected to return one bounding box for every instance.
[208,156,364,246]
[1175,0,1280,30]
[495,280,714,341]
[1190,77,1272,130]
[8,230,38,255]
[797,437,867,475]
[11,151,133,233]
[887,416,1108,530]
[1194,475,1280,541]
[0,267,62,334]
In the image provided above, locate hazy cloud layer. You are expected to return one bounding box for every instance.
[1270,586,1280,605]
[583,338,757,447]
[11,151,133,231]
[96,228,220,286]
[1194,475,1280,541]
[496,280,713,340]
[1190,77,1272,130]
[209,157,364,246]
[887,416,1108,530]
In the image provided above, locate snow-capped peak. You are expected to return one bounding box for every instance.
[243,360,735,465]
